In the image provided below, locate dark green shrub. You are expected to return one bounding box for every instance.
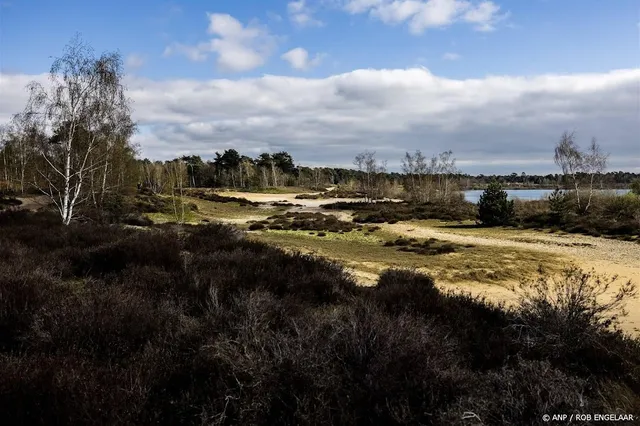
[121,213,153,227]
[249,223,265,230]
[0,196,22,211]
[548,188,570,217]
[477,181,515,226]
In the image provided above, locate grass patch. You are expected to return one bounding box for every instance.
[144,210,198,224]
[185,196,283,221]
[250,227,559,285]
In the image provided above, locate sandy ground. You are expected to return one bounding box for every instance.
[14,195,51,211]
[231,191,640,335]
[224,190,402,209]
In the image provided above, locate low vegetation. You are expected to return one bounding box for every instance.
[271,201,303,207]
[322,196,477,223]
[249,212,360,233]
[0,194,21,211]
[383,237,471,255]
[183,188,260,206]
[1,210,638,425]
[295,187,366,200]
[517,191,640,239]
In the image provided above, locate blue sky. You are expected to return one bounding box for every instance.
[2,0,638,78]
[1,0,639,173]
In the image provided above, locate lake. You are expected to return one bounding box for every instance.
[463,189,631,203]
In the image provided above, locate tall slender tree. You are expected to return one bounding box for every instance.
[23,35,134,224]
[554,131,583,211]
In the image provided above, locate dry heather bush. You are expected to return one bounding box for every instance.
[322,197,477,223]
[515,265,637,339]
[518,192,640,238]
[513,265,640,382]
[1,211,639,425]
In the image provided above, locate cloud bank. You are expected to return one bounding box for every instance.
[1,68,638,174]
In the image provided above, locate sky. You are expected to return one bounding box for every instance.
[0,0,639,174]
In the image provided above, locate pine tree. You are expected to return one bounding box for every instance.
[548,188,569,216]
[477,181,515,226]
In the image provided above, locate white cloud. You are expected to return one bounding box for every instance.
[163,42,209,62]
[125,53,147,70]
[288,0,324,27]
[343,0,509,34]
[281,48,325,70]
[462,1,508,31]
[163,13,276,72]
[343,0,383,14]
[267,11,283,22]
[1,68,638,173]
[442,52,461,60]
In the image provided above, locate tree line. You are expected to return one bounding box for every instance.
[1,35,638,225]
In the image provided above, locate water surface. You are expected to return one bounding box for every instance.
[463,189,631,204]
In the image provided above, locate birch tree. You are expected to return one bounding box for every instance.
[413,150,428,202]
[438,150,457,200]
[166,160,187,224]
[401,152,416,200]
[23,35,133,225]
[0,124,11,191]
[402,150,430,203]
[354,151,387,203]
[581,138,608,212]
[554,131,584,211]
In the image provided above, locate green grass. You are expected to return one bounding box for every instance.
[144,210,199,224]
[187,196,284,219]
[249,227,560,286]
[144,196,286,224]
